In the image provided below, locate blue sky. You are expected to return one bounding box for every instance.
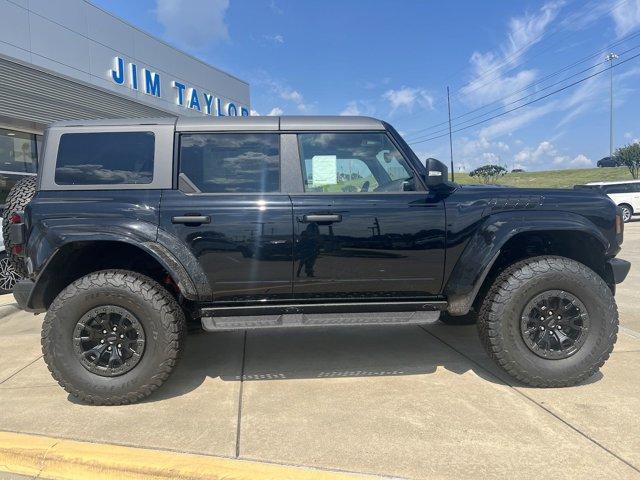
[92,0,640,172]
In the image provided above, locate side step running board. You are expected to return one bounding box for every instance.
[200,301,445,331]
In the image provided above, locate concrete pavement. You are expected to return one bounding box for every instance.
[1,222,639,479]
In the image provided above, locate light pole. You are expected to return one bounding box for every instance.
[606,52,619,161]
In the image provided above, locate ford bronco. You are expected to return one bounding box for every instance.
[4,116,630,404]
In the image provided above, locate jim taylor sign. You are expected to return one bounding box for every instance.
[110,57,249,117]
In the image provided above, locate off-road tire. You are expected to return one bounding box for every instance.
[41,270,186,405]
[477,256,618,387]
[439,311,477,325]
[2,176,37,277]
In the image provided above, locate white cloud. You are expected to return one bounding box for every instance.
[383,87,434,113]
[611,0,640,37]
[340,100,375,116]
[460,1,563,107]
[280,90,303,103]
[569,154,593,167]
[269,0,283,14]
[479,102,557,138]
[264,34,285,44]
[267,107,283,116]
[340,101,361,116]
[256,74,313,113]
[250,109,260,116]
[155,0,229,49]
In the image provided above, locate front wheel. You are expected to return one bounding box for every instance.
[41,270,186,405]
[477,256,617,387]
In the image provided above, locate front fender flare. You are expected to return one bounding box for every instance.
[444,211,610,315]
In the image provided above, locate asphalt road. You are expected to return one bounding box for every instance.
[1,222,639,479]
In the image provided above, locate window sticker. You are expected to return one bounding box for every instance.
[311,155,337,187]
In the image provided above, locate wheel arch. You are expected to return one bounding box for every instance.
[28,238,199,311]
[445,213,611,315]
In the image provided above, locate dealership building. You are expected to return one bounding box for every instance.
[0,0,250,205]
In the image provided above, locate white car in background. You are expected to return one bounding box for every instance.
[0,218,21,294]
[575,180,640,222]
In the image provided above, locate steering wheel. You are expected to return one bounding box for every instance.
[360,181,370,192]
[373,178,408,192]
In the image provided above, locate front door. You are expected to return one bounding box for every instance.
[289,131,445,301]
[160,132,293,303]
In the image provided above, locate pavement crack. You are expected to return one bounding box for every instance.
[34,440,59,479]
[235,330,248,459]
[0,355,42,386]
[417,325,640,475]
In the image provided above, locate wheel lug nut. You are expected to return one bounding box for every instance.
[108,346,112,351]
[102,330,107,334]
[557,315,561,319]
[120,334,124,339]
[113,327,117,331]
[558,326,562,329]
[540,326,545,330]
[540,317,544,320]
[100,339,104,344]
[117,343,122,348]
[542,306,546,310]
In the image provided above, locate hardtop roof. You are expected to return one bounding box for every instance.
[49,116,386,131]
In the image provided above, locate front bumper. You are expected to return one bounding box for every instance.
[607,258,631,284]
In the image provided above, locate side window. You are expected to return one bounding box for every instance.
[179,133,280,194]
[605,184,630,194]
[298,132,417,193]
[0,128,38,175]
[55,132,154,185]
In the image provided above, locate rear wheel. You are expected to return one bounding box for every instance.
[619,204,632,223]
[2,176,37,276]
[477,256,617,387]
[41,270,186,405]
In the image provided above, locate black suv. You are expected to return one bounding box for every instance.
[4,116,630,405]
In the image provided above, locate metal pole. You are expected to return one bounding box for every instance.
[606,52,618,160]
[447,86,454,181]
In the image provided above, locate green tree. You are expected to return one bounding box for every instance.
[469,164,507,184]
[614,142,640,179]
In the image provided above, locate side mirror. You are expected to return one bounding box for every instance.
[423,158,448,187]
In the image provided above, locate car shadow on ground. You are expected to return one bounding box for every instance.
[138,323,518,403]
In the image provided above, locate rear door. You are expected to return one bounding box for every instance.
[287,131,446,301]
[160,132,294,303]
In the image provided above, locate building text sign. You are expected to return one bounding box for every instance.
[110,57,248,117]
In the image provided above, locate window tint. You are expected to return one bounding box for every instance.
[55,132,154,185]
[603,184,631,194]
[179,133,280,193]
[298,133,416,193]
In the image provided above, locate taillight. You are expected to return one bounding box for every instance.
[11,245,23,255]
[615,209,624,245]
[9,213,21,224]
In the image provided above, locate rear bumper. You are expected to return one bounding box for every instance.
[13,279,40,312]
[607,258,631,284]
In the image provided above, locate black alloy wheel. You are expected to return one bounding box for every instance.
[520,290,590,360]
[73,305,146,377]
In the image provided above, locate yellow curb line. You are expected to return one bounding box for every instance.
[0,431,375,480]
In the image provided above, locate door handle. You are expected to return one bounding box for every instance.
[172,215,211,225]
[300,214,342,223]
